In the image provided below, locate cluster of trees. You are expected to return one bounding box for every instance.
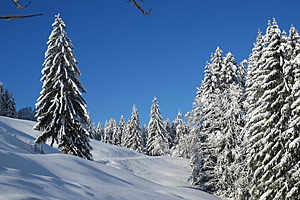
[189,19,300,200]
[88,98,193,157]
[0,82,17,118]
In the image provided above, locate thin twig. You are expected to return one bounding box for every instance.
[127,0,151,15]
[11,0,32,10]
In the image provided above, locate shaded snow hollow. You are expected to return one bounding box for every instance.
[0,116,220,200]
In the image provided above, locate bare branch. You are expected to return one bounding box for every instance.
[11,0,32,10]
[0,13,43,21]
[127,0,151,15]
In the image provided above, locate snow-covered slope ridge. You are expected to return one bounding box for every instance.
[0,116,220,200]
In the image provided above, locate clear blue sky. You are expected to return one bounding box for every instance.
[1,0,300,126]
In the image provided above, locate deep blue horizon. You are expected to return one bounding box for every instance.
[1,0,300,126]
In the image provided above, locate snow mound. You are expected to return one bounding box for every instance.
[0,116,220,200]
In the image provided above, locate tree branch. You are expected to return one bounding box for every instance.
[11,0,32,10]
[127,0,151,15]
[0,13,43,21]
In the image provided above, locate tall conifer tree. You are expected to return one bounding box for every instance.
[245,19,287,199]
[34,14,92,160]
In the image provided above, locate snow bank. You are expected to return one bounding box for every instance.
[0,116,220,200]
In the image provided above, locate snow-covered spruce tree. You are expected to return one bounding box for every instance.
[172,109,190,158]
[103,120,110,143]
[34,14,92,160]
[111,115,125,146]
[85,113,96,139]
[245,19,289,199]
[0,82,4,116]
[122,105,143,152]
[141,124,148,149]
[5,90,17,118]
[103,119,116,144]
[190,48,224,193]
[238,30,265,199]
[94,121,103,141]
[147,97,169,156]
[215,52,246,199]
[282,25,300,199]
[164,118,176,149]
[119,115,126,138]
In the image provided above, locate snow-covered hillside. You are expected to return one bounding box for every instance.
[0,116,220,200]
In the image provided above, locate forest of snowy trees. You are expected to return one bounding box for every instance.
[84,18,300,199]
[2,13,298,200]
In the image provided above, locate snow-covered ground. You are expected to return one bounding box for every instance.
[0,116,221,200]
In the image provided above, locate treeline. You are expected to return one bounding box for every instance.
[87,98,193,158]
[0,82,17,118]
[0,82,36,121]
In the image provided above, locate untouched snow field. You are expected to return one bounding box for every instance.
[0,116,220,200]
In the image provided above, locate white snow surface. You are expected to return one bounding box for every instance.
[0,116,220,200]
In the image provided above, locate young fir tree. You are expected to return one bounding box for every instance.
[147,97,169,156]
[245,19,288,199]
[122,105,143,152]
[34,14,92,160]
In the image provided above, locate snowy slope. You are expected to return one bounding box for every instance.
[0,116,221,200]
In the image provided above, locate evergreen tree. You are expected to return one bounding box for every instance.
[119,115,126,138]
[5,90,17,118]
[172,109,190,158]
[111,115,125,145]
[141,124,148,149]
[85,113,96,139]
[122,105,143,152]
[283,25,300,199]
[190,48,224,193]
[215,52,245,198]
[33,14,92,160]
[245,19,287,199]
[164,118,175,148]
[0,82,4,116]
[103,120,110,143]
[103,119,116,144]
[94,121,103,141]
[147,97,169,156]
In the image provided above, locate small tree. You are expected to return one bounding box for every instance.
[122,105,143,152]
[146,97,169,156]
[34,14,92,160]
